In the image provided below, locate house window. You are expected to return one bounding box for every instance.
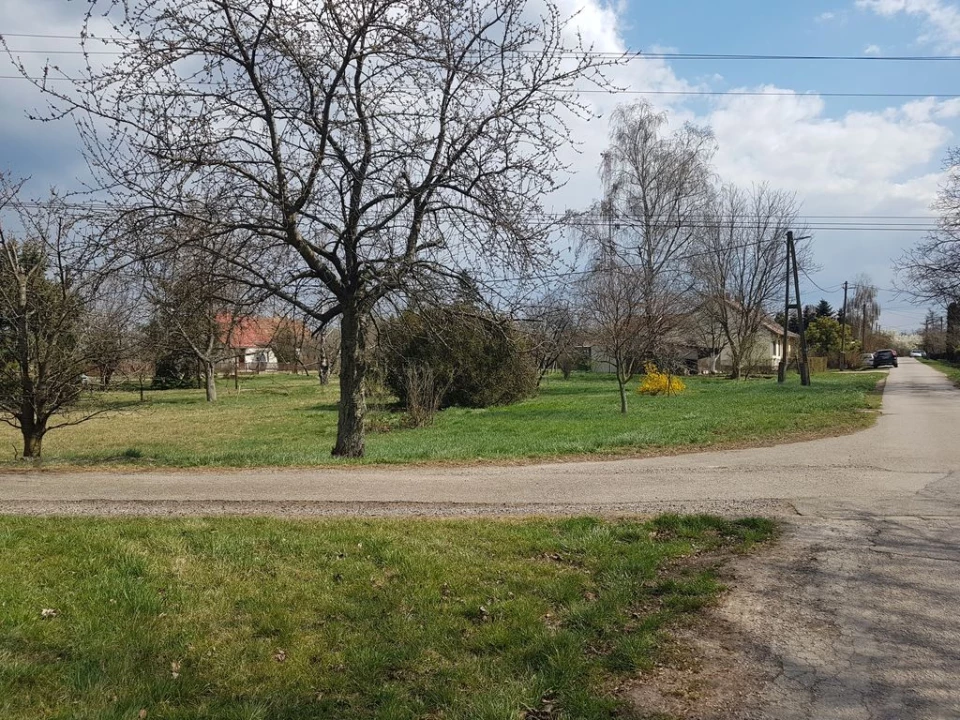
[772,339,779,357]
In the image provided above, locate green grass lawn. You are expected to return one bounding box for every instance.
[920,358,960,387]
[0,371,883,469]
[0,514,774,720]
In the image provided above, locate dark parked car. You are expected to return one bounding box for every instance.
[873,349,898,368]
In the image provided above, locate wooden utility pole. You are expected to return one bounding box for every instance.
[778,231,812,385]
[840,280,848,370]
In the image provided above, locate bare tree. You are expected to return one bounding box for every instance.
[521,291,582,385]
[25,0,616,457]
[581,254,646,413]
[315,324,341,386]
[86,276,143,389]
[849,275,881,351]
[694,183,802,379]
[897,147,960,304]
[0,179,111,458]
[145,240,261,402]
[588,102,715,364]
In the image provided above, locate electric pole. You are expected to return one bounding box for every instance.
[778,231,812,385]
[840,281,848,370]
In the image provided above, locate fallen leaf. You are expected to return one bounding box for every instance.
[40,608,58,619]
[138,710,148,719]
[273,649,287,663]
[170,660,181,679]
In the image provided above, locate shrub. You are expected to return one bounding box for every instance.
[377,306,538,409]
[152,351,196,390]
[401,364,447,427]
[637,362,686,396]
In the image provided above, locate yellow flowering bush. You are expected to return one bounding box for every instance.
[637,362,686,396]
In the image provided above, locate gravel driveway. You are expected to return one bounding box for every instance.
[2,358,958,718]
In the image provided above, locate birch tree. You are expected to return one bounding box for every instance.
[593,102,716,364]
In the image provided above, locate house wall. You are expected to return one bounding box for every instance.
[215,347,280,374]
[240,347,278,371]
[717,330,796,374]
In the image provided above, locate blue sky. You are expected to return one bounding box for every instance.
[2,0,960,331]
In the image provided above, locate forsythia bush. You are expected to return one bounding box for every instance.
[637,362,686,396]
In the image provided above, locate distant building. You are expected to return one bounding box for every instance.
[216,315,306,373]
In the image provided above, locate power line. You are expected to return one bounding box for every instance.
[800,269,842,294]
[4,37,960,62]
[0,72,953,99]
[0,201,943,232]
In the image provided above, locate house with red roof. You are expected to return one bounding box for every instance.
[216,315,285,373]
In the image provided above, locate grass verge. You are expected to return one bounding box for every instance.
[0,515,775,720]
[920,358,960,387]
[0,372,885,469]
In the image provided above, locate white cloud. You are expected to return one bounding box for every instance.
[706,87,950,205]
[864,43,883,53]
[816,11,838,22]
[2,0,958,330]
[856,0,960,53]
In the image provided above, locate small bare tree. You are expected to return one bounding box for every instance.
[849,275,882,351]
[86,277,143,389]
[582,255,646,414]
[521,292,582,385]
[315,324,341,386]
[24,0,617,457]
[144,240,261,402]
[0,180,112,458]
[694,183,802,379]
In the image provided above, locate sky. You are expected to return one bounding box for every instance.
[1,0,959,331]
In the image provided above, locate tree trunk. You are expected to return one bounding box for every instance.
[333,304,366,457]
[319,356,330,386]
[318,329,330,385]
[21,423,42,459]
[709,353,719,374]
[617,374,628,414]
[204,360,218,402]
[729,347,744,380]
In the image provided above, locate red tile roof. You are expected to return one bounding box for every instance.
[218,315,305,349]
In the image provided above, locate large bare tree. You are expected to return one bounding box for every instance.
[897,147,960,304]
[23,0,615,457]
[694,183,802,379]
[589,101,716,364]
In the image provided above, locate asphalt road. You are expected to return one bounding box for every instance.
[0,358,949,513]
[2,358,958,718]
